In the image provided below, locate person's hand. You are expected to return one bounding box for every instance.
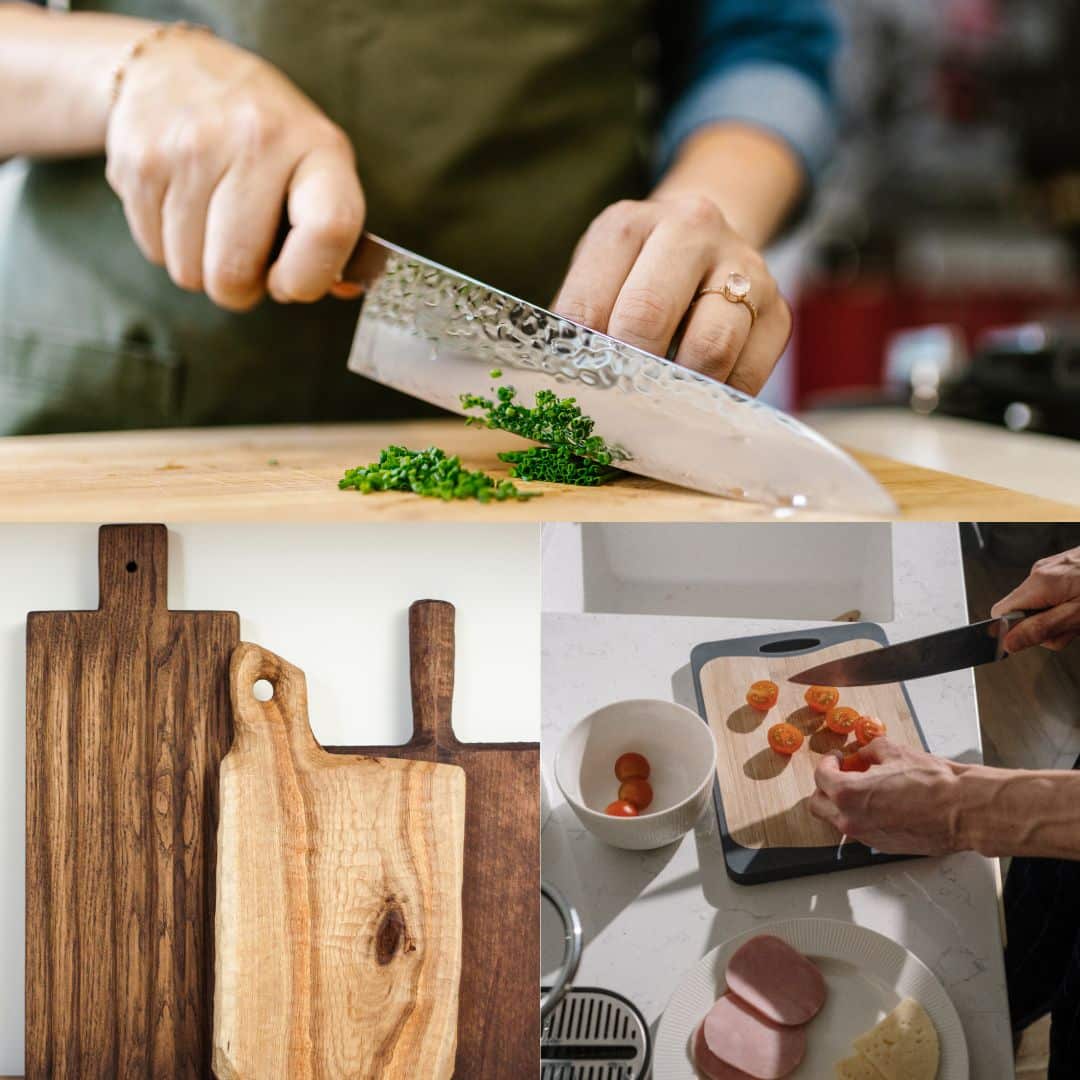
[105,26,365,311]
[552,194,791,396]
[990,546,1080,653]
[808,739,973,856]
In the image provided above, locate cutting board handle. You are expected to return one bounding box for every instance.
[98,523,169,612]
[757,636,823,654]
[409,599,458,747]
[230,642,320,753]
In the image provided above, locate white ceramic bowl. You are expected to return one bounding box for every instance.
[554,699,718,850]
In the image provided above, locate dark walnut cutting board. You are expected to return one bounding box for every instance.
[327,599,540,1080]
[692,623,929,885]
[26,524,239,1077]
[214,642,465,1079]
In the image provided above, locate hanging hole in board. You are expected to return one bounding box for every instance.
[125,560,138,573]
[759,637,822,654]
[253,679,274,702]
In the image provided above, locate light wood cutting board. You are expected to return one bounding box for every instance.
[213,642,466,1080]
[0,421,1076,522]
[26,524,239,1078]
[330,600,540,1080]
[692,624,929,884]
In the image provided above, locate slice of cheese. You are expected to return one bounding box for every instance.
[835,1053,886,1079]
[852,998,939,1080]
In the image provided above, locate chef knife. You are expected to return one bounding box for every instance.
[788,611,1031,687]
[338,234,897,515]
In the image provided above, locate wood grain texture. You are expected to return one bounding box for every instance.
[329,600,540,1080]
[25,524,239,1078]
[699,640,923,848]
[0,421,1075,522]
[213,642,465,1080]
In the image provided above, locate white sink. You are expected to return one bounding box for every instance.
[542,523,895,623]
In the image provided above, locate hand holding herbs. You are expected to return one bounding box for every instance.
[338,380,626,503]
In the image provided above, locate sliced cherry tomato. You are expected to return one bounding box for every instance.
[746,680,780,712]
[854,715,887,747]
[614,752,651,782]
[804,686,840,714]
[840,753,871,772]
[767,722,804,756]
[605,799,639,817]
[824,705,859,736]
[618,778,654,811]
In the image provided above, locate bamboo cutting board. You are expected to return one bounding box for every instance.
[213,642,466,1079]
[26,524,240,1078]
[329,600,540,1080]
[692,624,929,884]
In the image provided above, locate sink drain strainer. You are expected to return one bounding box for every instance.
[540,986,651,1080]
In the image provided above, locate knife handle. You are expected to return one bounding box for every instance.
[998,610,1030,627]
[993,609,1046,659]
[269,221,386,289]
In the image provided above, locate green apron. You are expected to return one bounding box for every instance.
[0,1,653,434]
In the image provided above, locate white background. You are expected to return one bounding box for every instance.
[0,522,539,1072]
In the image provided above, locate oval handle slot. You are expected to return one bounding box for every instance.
[758,637,822,654]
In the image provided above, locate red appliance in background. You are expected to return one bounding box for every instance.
[799,0,1080,425]
[792,280,1078,409]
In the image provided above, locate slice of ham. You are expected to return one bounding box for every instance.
[693,1021,756,1079]
[725,935,827,1026]
[701,993,806,1079]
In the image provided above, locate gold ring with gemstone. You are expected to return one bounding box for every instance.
[697,272,758,327]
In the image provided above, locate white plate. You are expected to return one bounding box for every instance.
[654,917,968,1079]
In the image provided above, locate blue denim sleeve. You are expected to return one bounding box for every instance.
[660,0,841,185]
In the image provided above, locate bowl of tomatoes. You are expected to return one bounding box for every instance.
[554,699,718,850]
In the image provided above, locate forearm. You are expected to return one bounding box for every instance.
[652,123,805,250]
[959,765,1080,859]
[0,2,152,158]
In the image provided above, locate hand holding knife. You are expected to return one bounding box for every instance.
[339,235,897,514]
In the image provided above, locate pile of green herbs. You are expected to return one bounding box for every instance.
[338,445,535,502]
[339,372,626,502]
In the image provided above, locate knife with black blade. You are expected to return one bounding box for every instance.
[788,611,1032,687]
[336,234,898,515]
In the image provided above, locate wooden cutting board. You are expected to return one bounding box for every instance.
[0,421,1076,522]
[213,642,466,1079]
[26,524,240,1078]
[692,624,929,884]
[328,599,540,1080]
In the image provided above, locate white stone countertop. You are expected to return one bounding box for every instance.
[541,523,1012,1079]
[804,406,1080,507]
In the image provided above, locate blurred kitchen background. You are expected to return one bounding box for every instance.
[787,0,1080,500]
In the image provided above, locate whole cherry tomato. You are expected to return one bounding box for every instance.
[618,777,653,811]
[605,799,639,817]
[615,752,651,782]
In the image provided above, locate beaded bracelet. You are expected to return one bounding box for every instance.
[109,20,210,106]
